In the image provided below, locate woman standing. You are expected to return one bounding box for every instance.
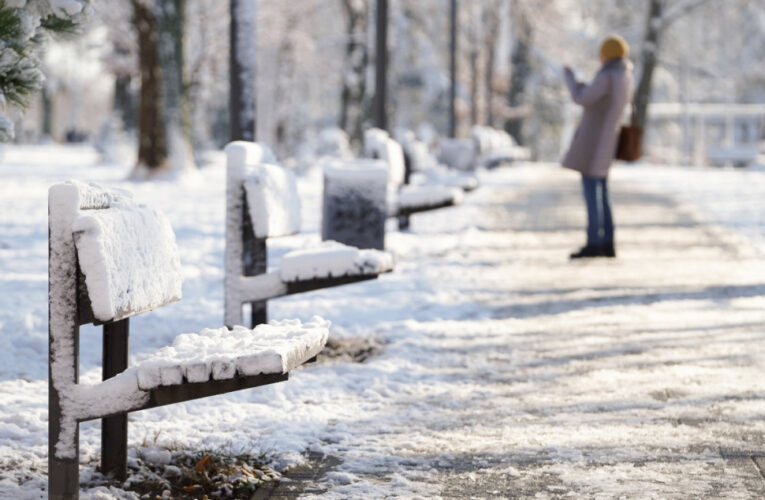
[562,35,634,259]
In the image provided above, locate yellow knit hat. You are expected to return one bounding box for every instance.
[600,35,629,60]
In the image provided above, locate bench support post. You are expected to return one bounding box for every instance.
[49,325,80,500]
[398,151,413,230]
[101,318,130,480]
[242,202,268,326]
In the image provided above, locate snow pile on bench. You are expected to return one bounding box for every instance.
[135,317,330,390]
[438,138,476,171]
[397,184,464,210]
[323,158,390,185]
[72,191,182,322]
[404,139,439,172]
[472,125,531,165]
[279,241,394,282]
[401,136,479,191]
[243,163,302,238]
[364,128,406,185]
[315,127,353,159]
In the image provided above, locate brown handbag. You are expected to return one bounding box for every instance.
[615,105,643,162]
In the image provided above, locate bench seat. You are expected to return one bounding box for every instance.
[232,242,393,303]
[63,318,329,424]
[279,241,394,282]
[414,168,479,192]
[393,185,464,217]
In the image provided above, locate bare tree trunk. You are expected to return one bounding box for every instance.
[114,74,136,131]
[505,10,531,145]
[483,3,500,127]
[158,0,194,171]
[229,0,257,142]
[373,0,388,131]
[633,0,663,130]
[133,0,167,170]
[273,16,297,156]
[41,85,52,138]
[340,0,368,146]
[469,46,478,126]
[448,0,457,137]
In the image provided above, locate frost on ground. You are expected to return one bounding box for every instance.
[1,146,765,498]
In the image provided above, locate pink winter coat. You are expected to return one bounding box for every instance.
[562,58,633,178]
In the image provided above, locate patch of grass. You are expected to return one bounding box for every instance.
[321,336,382,363]
[116,446,281,499]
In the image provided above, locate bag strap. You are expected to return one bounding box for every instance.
[629,101,639,127]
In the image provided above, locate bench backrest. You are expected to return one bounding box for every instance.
[226,141,302,239]
[363,128,406,186]
[49,181,182,324]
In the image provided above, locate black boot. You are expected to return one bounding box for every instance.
[570,245,605,259]
[602,242,616,258]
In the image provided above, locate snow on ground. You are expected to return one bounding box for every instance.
[1,145,765,498]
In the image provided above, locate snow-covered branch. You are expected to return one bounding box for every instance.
[0,0,91,140]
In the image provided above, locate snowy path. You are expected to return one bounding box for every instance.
[267,166,765,498]
[1,147,765,498]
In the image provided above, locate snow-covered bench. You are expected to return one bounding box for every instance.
[436,127,531,171]
[364,128,464,221]
[224,141,394,328]
[48,180,329,500]
[399,133,478,193]
[438,137,478,171]
[706,144,759,168]
[471,125,531,168]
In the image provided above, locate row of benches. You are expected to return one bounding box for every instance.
[48,134,477,499]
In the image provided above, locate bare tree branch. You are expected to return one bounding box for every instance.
[660,0,714,30]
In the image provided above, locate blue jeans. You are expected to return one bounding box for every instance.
[581,176,613,246]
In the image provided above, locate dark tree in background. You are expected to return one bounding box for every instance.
[131,0,194,173]
[505,7,532,145]
[340,0,368,146]
[132,0,167,170]
[229,0,257,142]
[633,0,713,136]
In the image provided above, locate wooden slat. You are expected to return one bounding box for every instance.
[78,372,288,422]
[395,199,456,218]
[285,273,380,295]
[243,199,268,327]
[101,319,129,480]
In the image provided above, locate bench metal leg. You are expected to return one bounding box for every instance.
[242,203,268,327]
[50,389,79,499]
[101,319,130,480]
[49,324,80,500]
[251,301,267,328]
[49,453,79,500]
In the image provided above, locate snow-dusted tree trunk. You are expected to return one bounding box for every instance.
[229,0,257,141]
[482,0,501,127]
[340,0,368,146]
[634,0,713,132]
[133,0,167,170]
[468,16,479,126]
[158,0,194,171]
[131,0,195,175]
[505,7,532,145]
[273,14,298,156]
[373,0,388,131]
[633,0,662,130]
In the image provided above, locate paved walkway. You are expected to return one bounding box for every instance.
[260,166,765,499]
